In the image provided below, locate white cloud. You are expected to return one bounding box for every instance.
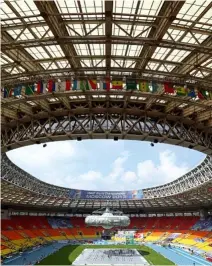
[136,150,188,188]
[7,142,189,191]
[80,171,102,181]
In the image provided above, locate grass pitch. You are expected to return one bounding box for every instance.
[37,244,174,265]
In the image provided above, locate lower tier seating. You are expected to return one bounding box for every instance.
[1,215,212,256]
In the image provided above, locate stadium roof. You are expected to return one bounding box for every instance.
[1,154,212,211]
[1,0,212,87]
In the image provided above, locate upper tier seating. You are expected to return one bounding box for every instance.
[192,216,212,231]
[47,217,73,228]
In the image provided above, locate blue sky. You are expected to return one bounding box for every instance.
[7,140,204,191]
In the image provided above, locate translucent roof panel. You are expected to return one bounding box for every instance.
[25,47,50,59]
[1,53,14,64]
[45,45,65,58]
[152,48,172,60]
[30,26,54,39]
[112,44,128,56]
[166,50,190,62]
[126,45,143,57]
[176,0,210,25]
[55,0,80,15]
[1,0,211,87]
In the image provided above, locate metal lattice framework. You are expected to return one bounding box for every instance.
[1,91,212,153]
[1,1,212,87]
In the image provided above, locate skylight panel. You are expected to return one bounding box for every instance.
[55,0,79,14]
[6,29,22,39]
[31,26,54,38]
[147,62,160,70]
[124,60,136,68]
[166,49,190,62]
[190,70,208,78]
[81,60,93,67]
[93,59,105,67]
[127,45,143,57]
[111,60,124,68]
[66,23,84,36]
[10,0,40,16]
[25,47,50,59]
[1,3,17,19]
[85,23,105,36]
[163,29,185,41]
[113,24,129,36]
[152,47,171,60]
[198,8,211,24]
[1,53,14,63]
[81,0,104,13]
[201,59,212,68]
[114,0,138,14]
[5,67,25,74]
[48,63,58,70]
[112,44,128,56]
[132,25,151,38]
[158,64,175,72]
[57,60,70,68]
[90,44,104,55]
[176,1,209,25]
[45,45,65,57]
[74,44,90,56]
[18,29,35,40]
[138,1,163,17]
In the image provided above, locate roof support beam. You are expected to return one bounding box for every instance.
[172,36,212,75]
[2,18,211,36]
[135,1,185,71]
[34,1,81,71]
[2,36,212,55]
[105,1,113,77]
[2,32,44,73]
[57,96,71,110]
[13,103,33,116]
[1,107,18,120]
[37,99,50,112]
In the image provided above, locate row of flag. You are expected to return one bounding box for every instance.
[2,79,212,100]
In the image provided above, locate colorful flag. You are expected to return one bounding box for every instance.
[3,87,13,98]
[72,80,86,91]
[47,80,59,92]
[36,81,45,94]
[151,81,161,93]
[198,89,209,100]
[86,79,97,90]
[112,80,123,90]
[14,85,22,96]
[25,84,35,95]
[126,78,137,90]
[100,79,110,91]
[175,86,187,96]
[139,81,150,92]
[164,82,174,94]
[60,80,71,91]
[187,87,196,98]
[73,80,79,91]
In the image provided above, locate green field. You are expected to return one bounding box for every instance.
[37,244,174,265]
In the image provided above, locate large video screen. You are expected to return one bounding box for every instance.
[68,189,143,200]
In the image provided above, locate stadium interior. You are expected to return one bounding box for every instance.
[1,0,212,265]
